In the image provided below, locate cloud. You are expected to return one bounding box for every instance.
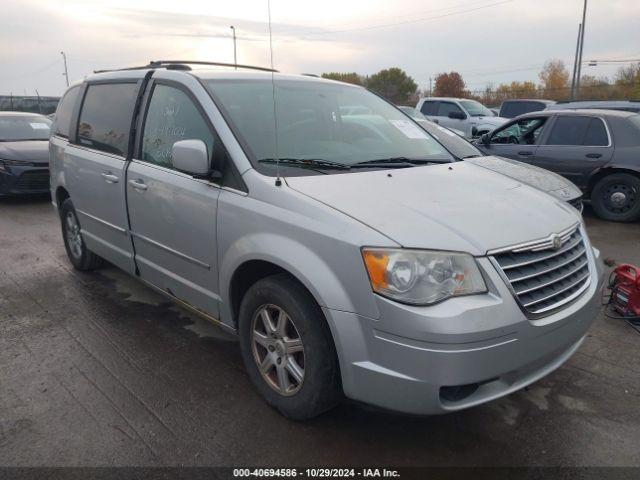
[0,0,638,96]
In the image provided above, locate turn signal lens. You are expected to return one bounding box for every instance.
[361,248,487,305]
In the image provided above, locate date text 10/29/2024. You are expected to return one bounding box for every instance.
[233,468,401,478]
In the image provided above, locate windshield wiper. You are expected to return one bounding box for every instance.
[461,154,482,159]
[350,157,417,168]
[258,158,351,170]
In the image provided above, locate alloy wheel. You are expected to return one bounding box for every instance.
[65,211,83,259]
[250,304,305,396]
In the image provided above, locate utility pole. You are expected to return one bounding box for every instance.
[60,51,69,87]
[429,76,432,97]
[36,89,42,114]
[574,0,588,99]
[570,23,582,100]
[229,26,237,68]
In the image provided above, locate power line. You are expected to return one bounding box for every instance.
[297,0,517,37]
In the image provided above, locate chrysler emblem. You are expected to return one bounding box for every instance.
[551,234,563,250]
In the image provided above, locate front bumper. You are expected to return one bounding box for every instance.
[0,166,50,196]
[324,246,605,415]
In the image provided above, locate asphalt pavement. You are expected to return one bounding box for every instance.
[1,195,640,467]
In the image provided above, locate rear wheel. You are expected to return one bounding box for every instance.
[591,173,640,222]
[238,274,342,420]
[60,198,104,270]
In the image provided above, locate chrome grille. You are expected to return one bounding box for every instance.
[490,225,591,316]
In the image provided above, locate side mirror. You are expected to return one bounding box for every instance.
[448,111,466,120]
[172,139,211,176]
[480,133,491,147]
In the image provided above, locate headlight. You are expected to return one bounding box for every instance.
[362,248,487,305]
[0,158,32,171]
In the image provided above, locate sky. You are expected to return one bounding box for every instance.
[1,0,639,97]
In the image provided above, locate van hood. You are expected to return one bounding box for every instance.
[285,162,579,255]
[0,140,49,165]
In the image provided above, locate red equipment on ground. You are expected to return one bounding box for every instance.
[610,264,640,318]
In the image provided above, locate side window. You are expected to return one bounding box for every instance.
[491,118,547,145]
[141,84,214,169]
[584,118,609,146]
[436,102,463,117]
[420,101,437,116]
[53,85,80,138]
[546,116,591,146]
[77,83,137,156]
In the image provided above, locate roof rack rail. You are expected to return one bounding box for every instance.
[94,60,277,74]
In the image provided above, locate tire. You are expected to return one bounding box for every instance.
[591,173,640,222]
[60,198,104,271]
[238,273,342,420]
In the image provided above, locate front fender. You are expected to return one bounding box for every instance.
[219,233,363,325]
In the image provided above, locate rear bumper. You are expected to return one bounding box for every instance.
[0,167,50,196]
[324,247,605,415]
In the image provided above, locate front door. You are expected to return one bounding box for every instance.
[484,116,549,163]
[435,101,468,134]
[64,82,138,273]
[533,115,613,190]
[126,81,221,317]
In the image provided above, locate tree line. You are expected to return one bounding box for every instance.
[322,60,640,106]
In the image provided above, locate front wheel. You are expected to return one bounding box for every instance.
[591,173,640,222]
[238,274,342,420]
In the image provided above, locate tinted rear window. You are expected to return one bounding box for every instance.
[53,86,80,138]
[77,83,137,156]
[546,116,610,146]
[583,118,609,146]
[546,116,591,145]
[500,101,545,118]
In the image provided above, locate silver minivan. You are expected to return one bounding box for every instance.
[50,62,604,420]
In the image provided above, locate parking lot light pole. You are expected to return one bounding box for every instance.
[570,23,582,100]
[574,0,588,99]
[230,26,237,69]
[60,51,69,87]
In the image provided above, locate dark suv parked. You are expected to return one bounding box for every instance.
[499,99,555,119]
[475,109,640,222]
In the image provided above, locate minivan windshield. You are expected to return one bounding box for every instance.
[459,100,494,117]
[0,115,51,141]
[205,79,453,175]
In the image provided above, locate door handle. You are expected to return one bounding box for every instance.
[433,119,439,124]
[586,153,602,159]
[128,179,148,191]
[518,151,533,156]
[101,172,119,183]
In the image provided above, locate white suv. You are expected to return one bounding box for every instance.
[416,97,508,139]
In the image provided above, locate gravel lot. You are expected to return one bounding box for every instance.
[1,195,640,467]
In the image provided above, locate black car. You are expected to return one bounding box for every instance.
[0,112,51,196]
[475,109,640,222]
[498,99,556,119]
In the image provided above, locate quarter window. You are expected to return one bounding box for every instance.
[53,85,80,138]
[141,84,214,169]
[77,83,137,156]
